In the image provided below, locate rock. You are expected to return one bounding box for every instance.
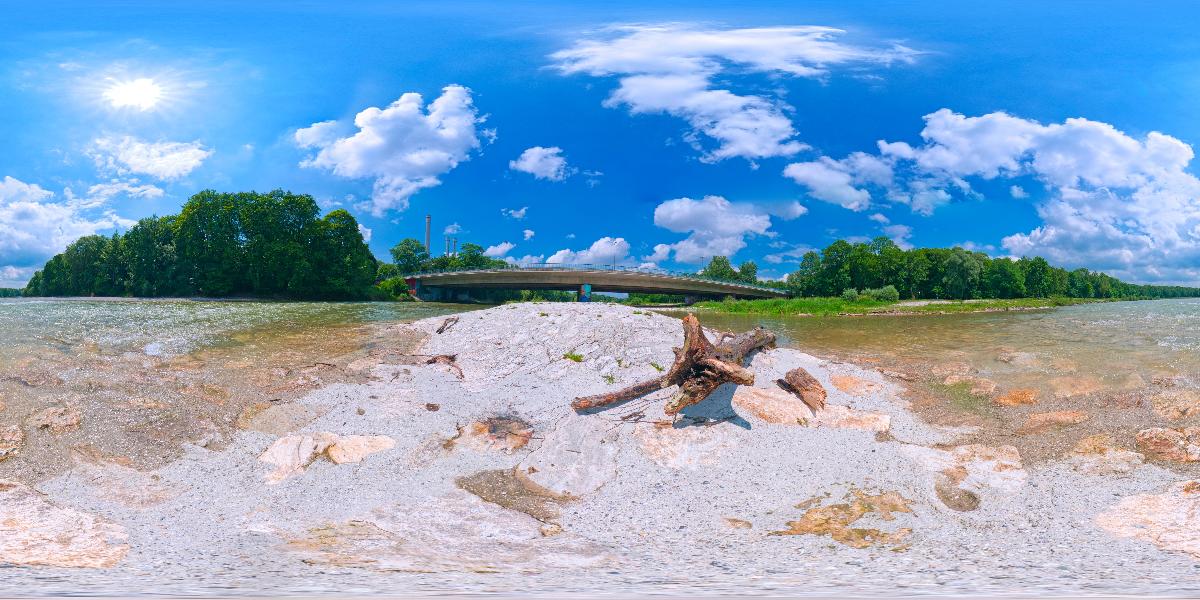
[878,369,915,381]
[71,456,182,509]
[994,388,1038,406]
[520,417,619,498]
[724,517,753,529]
[731,386,890,432]
[776,367,827,410]
[1096,480,1200,560]
[1136,427,1200,463]
[457,468,564,522]
[1151,389,1200,421]
[451,417,534,454]
[1049,357,1078,373]
[242,403,332,436]
[934,475,981,512]
[1068,434,1144,475]
[1120,373,1147,390]
[1048,376,1104,399]
[931,361,971,378]
[770,488,913,550]
[0,479,129,568]
[283,490,613,572]
[902,444,1025,510]
[829,374,881,396]
[634,422,737,469]
[0,424,24,462]
[1020,410,1089,433]
[26,406,83,434]
[943,375,997,396]
[996,351,1039,368]
[259,433,396,484]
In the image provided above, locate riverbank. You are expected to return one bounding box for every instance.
[2,301,1199,596]
[692,295,1115,316]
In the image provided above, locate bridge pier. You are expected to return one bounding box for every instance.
[577,283,592,302]
[683,294,700,306]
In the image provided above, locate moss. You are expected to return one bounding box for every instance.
[563,351,584,363]
[650,362,665,372]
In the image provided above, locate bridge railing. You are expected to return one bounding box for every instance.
[408,262,787,294]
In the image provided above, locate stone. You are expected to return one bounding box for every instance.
[1151,389,1200,421]
[1068,434,1144,475]
[238,403,327,436]
[283,490,613,572]
[878,369,915,381]
[724,517,753,529]
[934,475,981,512]
[0,479,129,568]
[943,375,997,396]
[902,444,1025,510]
[520,417,619,498]
[931,361,971,378]
[1048,376,1104,399]
[452,417,534,454]
[259,433,397,484]
[731,386,890,432]
[634,422,737,469]
[26,406,83,434]
[770,488,913,550]
[1020,410,1089,433]
[1096,480,1200,560]
[996,351,1039,368]
[994,388,1038,406]
[0,424,24,462]
[1136,427,1200,463]
[829,374,880,396]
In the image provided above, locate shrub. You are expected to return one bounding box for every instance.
[861,285,900,303]
[374,277,414,300]
[563,351,584,362]
[841,288,859,302]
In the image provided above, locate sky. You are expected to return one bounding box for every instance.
[3,0,1200,287]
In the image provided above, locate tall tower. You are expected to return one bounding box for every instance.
[424,214,431,252]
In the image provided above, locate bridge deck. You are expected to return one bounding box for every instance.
[407,267,788,299]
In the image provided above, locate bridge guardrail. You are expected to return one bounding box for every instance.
[407,262,787,294]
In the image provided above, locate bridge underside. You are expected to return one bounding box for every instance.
[408,269,787,302]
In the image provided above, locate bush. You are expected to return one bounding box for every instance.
[861,285,900,303]
[840,288,859,302]
[374,276,413,300]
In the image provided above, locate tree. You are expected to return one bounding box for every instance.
[390,238,431,275]
[983,258,1026,298]
[700,256,740,282]
[737,260,758,284]
[786,251,822,296]
[943,248,983,299]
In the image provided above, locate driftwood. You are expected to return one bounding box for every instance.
[572,314,775,415]
[436,316,459,334]
[424,354,463,379]
[777,367,827,411]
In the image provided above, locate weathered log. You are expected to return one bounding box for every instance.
[776,367,827,412]
[424,354,463,379]
[435,316,459,334]
[571,314,775,415]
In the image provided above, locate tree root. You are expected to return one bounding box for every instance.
[436,316,459,334]
[572,314,775,415]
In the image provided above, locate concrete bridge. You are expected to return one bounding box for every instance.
[406,265,789,303]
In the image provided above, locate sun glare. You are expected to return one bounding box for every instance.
[104,78,163,110]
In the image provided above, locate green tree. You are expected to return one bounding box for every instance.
[786,251,822,296]
[390,238,431,275]
[983,258,1026,299]
[943,248,983,299]
[736,260,758,284]
[700,256,740,282]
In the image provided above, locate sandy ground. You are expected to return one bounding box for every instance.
[2,303,1199,597]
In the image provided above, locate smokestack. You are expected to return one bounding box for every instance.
[445,236,450,257]
[452,238,458,256]
[424,214,431,251]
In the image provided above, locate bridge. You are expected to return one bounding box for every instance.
[406,264,789,303]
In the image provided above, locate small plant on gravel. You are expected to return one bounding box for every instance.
[650,362,664,372]
[539,312,548,317]
[603,374,616,384]
[563,351,584,362]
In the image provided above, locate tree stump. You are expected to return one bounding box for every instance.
[572,314,775,415]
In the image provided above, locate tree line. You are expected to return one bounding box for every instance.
[717,237,1197,300]
[23,190,379,300]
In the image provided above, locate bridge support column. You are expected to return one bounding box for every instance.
[577,283,592,302]
[683,294,700,306]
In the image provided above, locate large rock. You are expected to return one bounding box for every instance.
[829,374,882,396]
[1067,434,1144,475]
[520,417,619,498]
[259,433,396,484]
[901,444,1025,510]
[731,386,890,432]
[452,416,534,454]
[1096,480,1200,560]
[0,479,129,568]
[994,388,1038,407]
[1151,389,1200,421]
[0,424,23,462]
[1136,427,1200,463]
[634,422,737,469]
[26,406,82,434]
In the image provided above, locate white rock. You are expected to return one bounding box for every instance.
[259,433,395,484]
[0,479,129,568]
[1096,480,1200,560]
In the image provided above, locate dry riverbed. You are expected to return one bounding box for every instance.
[2,303,1199,596]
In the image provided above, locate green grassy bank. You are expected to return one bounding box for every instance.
[691,296,1114,317]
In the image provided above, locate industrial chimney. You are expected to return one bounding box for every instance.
[452,238,458,256]
[424,214,431,251]
[444,236,450,257]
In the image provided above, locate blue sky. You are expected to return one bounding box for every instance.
[3,1,1200,287]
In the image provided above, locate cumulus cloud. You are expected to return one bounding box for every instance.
[357,223,372,242]
[90,136,212,181]
[505,254,546,266]
[783,152,894,211]
[510,146,573,181]
[785,108,1200,284]
[553,24,916,163]
[546,236,631,265]
[294,84,486,216]
[651,195,802,263]
[443,222,462,235]
[523,229,535,240]
[483,241,515,258]
[502,206,527,219]
[79,180,164,207]
[0,176,133,284]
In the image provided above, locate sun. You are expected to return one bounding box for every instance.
[103,78,164,111]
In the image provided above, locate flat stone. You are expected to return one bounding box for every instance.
[0,479,129,568]
[452,416,534,454]
[1151,389,1200,421]
[520,417,619,498]
[829,374,881,396]
[994,388,1038,406]
[731,386,890,432]
[1096,480,1200,560]
[26,406,82,434]
[1136,427,1200,463]
[1068,434,1144,475]
[902,444,1025,510]
[634,422,737,469]
[0,424,23,462]
[259,433,396,484]
[943,375,997,396]
[1048,376,1104,399]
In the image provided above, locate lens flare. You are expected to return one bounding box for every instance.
[104,78,163,110]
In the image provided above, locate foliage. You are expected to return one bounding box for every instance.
[0,288,21,298]
[23,190,378,300]
[861,285,900,302]
[563,351,584,362]
[840,288,859,302]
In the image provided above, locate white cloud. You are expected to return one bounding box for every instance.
[788,108,1200,284]
[80,180,164,207]
[90,136,212,181]
[1010,185,1028,199]
[523,229,535,240]
[881,223,914,249]
[443,222,462,235]
[652,195,787,263]
[505,254,546,266]
[783,152,893,211]
[357,223,372,242]
[502,206,527,219]
[294,84,486,216]
[553,24,916,163]
[1,265,36,288]
[763,243,815,265]
[483,242,516,258]
[510,146,573,181]
[868,212,890,223]
[0,176,133,284]
[546,236,631,265]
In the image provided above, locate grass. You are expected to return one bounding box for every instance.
[562,351,584,362]
[603,374,616,384]
[933,380,993,414]
[693,296,1109,316]
[650,362,665,372]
